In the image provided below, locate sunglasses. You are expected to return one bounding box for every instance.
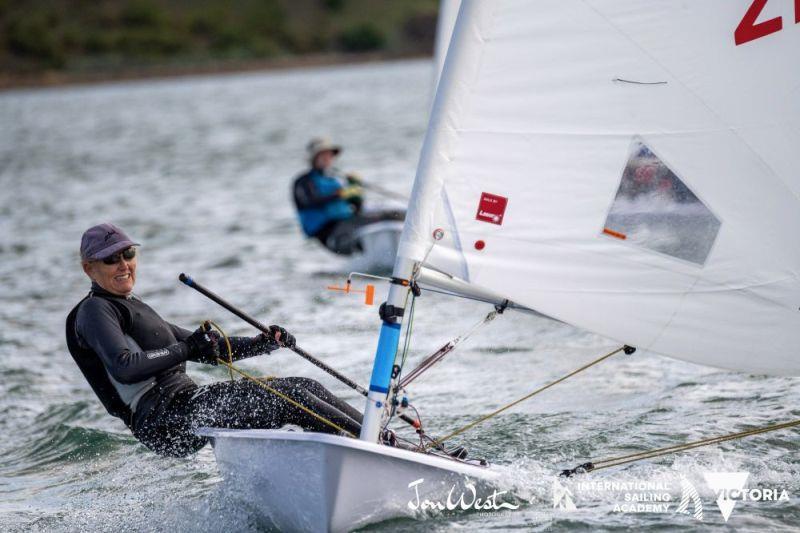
[101,247,137,265]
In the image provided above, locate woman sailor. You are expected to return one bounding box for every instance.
[66,223,364,457]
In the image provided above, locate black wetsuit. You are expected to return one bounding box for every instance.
[66,284,363,457]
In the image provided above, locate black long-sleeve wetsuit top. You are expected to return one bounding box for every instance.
[66,283,277,430]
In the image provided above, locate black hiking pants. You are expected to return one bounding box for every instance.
[133,377,363,457]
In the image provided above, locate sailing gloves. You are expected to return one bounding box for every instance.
[185,323,220,365]
[338,186,363,199]
[270,325,296,348]
[253,325,296,352]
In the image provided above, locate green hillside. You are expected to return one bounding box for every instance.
[0,0,439,78]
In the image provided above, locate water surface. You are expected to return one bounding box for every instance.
[1,60,797,532]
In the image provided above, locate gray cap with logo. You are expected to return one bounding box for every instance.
[80,223,140,261]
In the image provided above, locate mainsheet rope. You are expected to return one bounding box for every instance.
[427,345,631,450]
[561,417,800,476]
[205,321,355,437]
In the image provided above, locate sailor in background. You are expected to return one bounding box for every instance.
[66,223,364,457]
[292,137,404,255]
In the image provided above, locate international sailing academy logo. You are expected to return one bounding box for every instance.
[552,478,577,511]
[675,477,703,521]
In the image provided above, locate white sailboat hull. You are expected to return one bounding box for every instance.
[350,220,403,272]
[198,429,497,532]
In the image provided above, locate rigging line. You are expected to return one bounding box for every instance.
[398,291,415,376]
[427,345,630,450]
[217,358,355,437]
[207,320,234,381]
[412,244,437,283]
[563,418,800,476]
[397,309,500,390]
[384,291,416,435]
[204,319,353,436]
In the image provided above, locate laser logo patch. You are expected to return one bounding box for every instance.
[476,192,508,225]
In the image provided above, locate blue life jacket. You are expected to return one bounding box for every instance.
[293,169,355,236]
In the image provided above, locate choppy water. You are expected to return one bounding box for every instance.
[1,60,798,532]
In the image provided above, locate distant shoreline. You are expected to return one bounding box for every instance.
[0,51,429,92]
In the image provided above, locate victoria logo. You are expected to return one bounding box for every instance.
[704,472,749,522]
[703,472,789,522]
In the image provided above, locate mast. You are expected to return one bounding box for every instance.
[359,258,415,442]
[359,0,488,443]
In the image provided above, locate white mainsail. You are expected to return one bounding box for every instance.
[400,0,800,375]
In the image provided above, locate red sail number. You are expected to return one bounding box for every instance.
[735,0,783,45]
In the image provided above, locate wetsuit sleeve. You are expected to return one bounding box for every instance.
[166,322,277,364]
[76,298,190,384]
[167,323,192,342]
[294,173,341,209]
[206,334,279,362]
[224,335,280,361]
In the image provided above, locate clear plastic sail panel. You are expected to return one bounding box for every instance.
[603,139,721,266]
[401,0,800,374]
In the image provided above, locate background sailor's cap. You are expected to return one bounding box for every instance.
[80,223,140,261]
[307,137,341,161]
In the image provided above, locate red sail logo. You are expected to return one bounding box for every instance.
[475,192,508,225]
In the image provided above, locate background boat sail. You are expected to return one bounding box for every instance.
[202,1,800,530]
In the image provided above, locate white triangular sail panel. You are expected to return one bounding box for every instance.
[400,0,800,375]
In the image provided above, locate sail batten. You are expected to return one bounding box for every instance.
[399,0,800,375]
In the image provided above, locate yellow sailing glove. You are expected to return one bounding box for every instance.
[346,173,363,186]
[338,186,363,199]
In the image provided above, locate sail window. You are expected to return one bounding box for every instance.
[603,140,720,266]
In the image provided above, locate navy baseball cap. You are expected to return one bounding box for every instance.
[80,223,140,261]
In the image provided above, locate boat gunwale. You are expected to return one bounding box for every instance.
[196,428,497,478]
